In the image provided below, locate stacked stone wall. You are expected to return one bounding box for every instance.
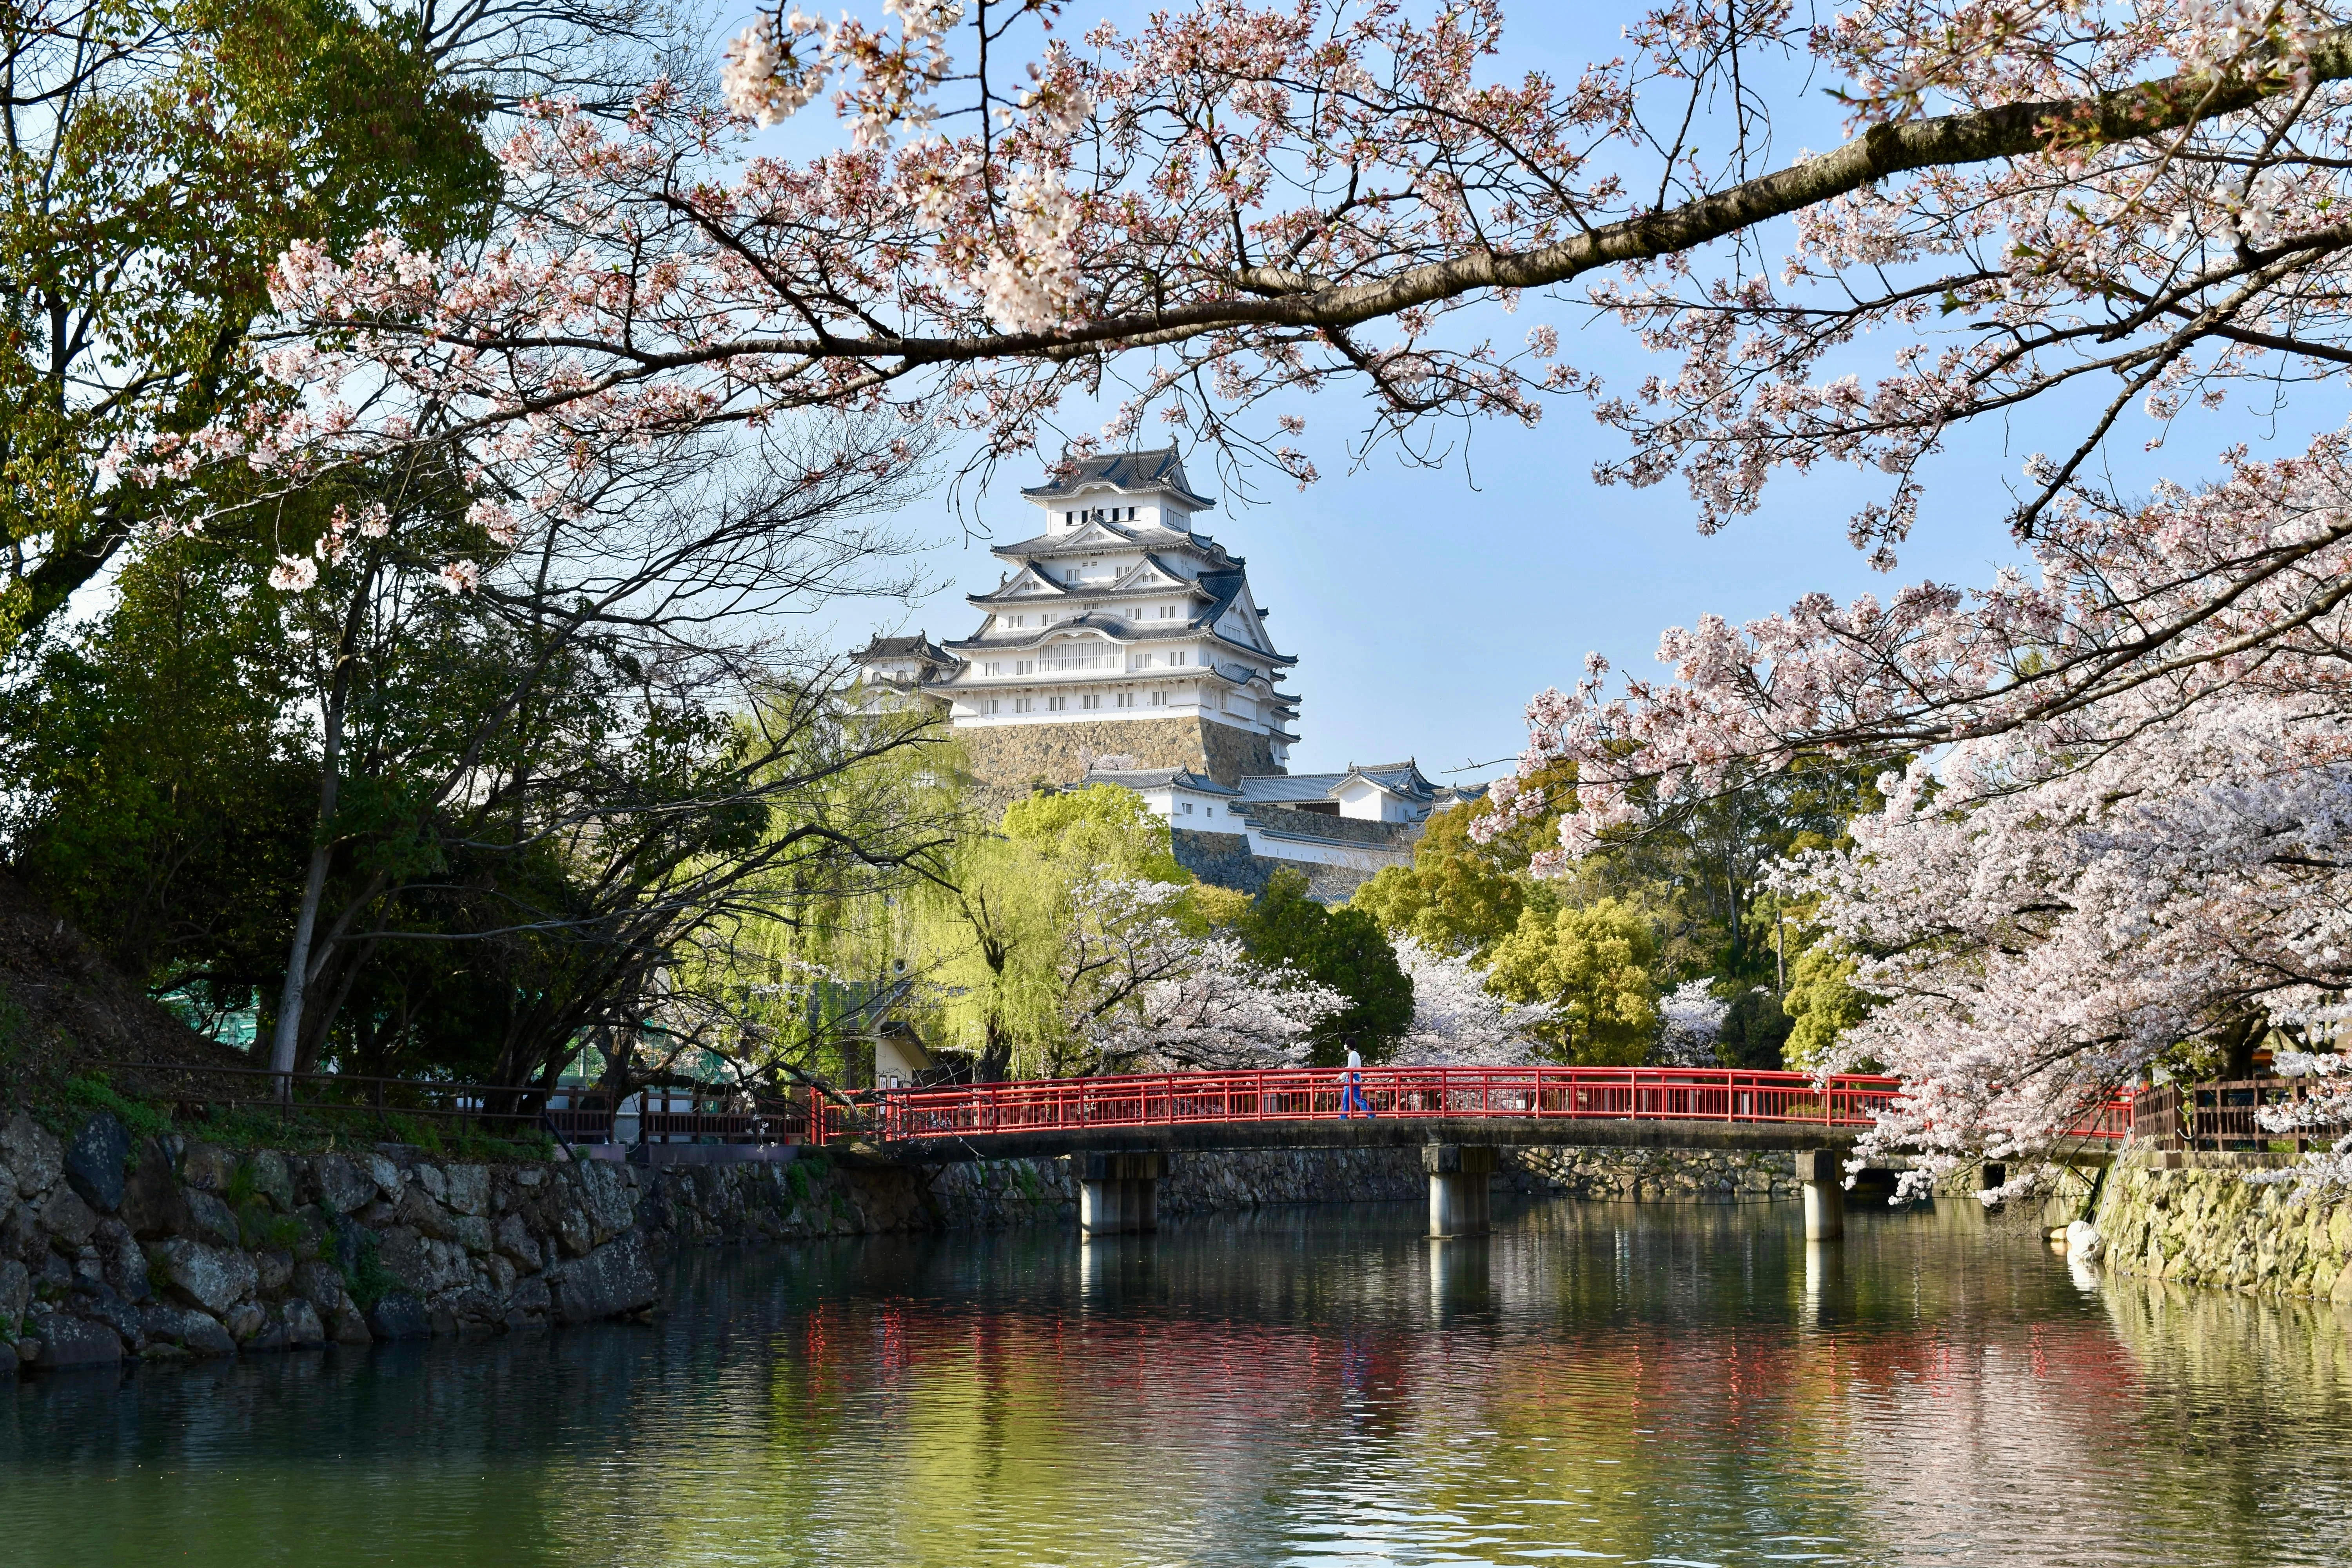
[1170,829,1374,902]
[2094,1152,2352,1300]
[955,715,1278,791]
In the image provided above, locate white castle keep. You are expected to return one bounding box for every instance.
[853,448,1481,897]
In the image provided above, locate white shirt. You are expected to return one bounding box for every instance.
[1345,1048,1362,1070]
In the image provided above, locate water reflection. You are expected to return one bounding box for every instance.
[4,1197,2349,1568]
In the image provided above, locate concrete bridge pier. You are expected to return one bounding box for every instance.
[1796,1148,1845,1241]
[1077,1151,1163,1235]
[1423,1143,1497,1237]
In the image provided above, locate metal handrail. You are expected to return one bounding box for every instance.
[99,1062,811,1147]
[824,1065,2094,1146]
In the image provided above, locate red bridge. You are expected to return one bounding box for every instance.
[823,1064,2132,1160]
[816,1065,2132,1240]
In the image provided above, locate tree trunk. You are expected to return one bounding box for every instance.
[267,838,334,1096]
[265,581,366,1098]
[2218,1013,2267,1081]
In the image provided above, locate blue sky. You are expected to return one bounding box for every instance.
[765,4,2332,781]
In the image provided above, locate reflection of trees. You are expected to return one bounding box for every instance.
[2089,1272,2352,1562]
[11,1206,2352,1566]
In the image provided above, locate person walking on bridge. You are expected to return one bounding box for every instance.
[1340,1047,1375,1120]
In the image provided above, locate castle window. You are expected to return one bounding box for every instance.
[1158,604,1176,618]
[1015,661,1033,675]
[1181,801,1194,814]
[985,699,1000,714]
[1149,690,1166,707]
[1046,695,1067,712]
[1013,697,1034,713]
[1169,651,1187,666]
[1116,692,1135,709]
[983,662,1001,676]
[1080,694,1101,710]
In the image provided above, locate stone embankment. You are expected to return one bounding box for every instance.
[3,1109,1804,1376]
[2094,1151,2352,1301]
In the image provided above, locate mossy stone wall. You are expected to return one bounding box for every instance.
[2095,1151,2352,1300]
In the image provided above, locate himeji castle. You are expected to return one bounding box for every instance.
[852,448,1481,897]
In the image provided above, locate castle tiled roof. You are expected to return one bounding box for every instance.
[988,519,1238,565]
[1021,446,1215,509]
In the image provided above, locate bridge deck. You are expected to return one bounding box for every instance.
[861,1114,1870,1164]
[821,1066,2127,1164]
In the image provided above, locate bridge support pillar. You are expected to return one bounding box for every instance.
[1423,1144,1496,1237]
[1077,1151,1163,1236]
[1796,1148,1845,1241]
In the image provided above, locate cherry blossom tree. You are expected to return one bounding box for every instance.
[96,0,2352,716]
[1067,878,1341,1070]
[1761,684,2352,1200]
[1388,935,1551,1066]
[1655,979,1729,1067]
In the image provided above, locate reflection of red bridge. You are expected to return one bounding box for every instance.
[821,1066,2132,1160]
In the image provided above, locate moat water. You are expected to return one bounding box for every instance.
[4,1198,2349,1567]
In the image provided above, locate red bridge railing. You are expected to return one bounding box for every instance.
[821,1066,1939,1145]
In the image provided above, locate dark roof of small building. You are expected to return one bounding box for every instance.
[852,632,955,666]
[1083,765,1241,797]
[1021,446,1215,510]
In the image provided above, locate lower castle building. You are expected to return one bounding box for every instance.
[852,449,1481,897]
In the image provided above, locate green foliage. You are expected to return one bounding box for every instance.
[1,0,500,644]
[854,776,1202,1078]
[1352,798,1526,960]
[1237,870,1412,1065]
[1572,758,1889,993]
[1484,898,1661,1065]
[60,1073,174,1146]
[1782,944,1877,1069]
[245,1209,310,1252]
[223,1159,259,1210]
[339,1227,395,1312]
[1716,989,1794,1071]
[1182,883,1256,933]
[5,543,309,1018]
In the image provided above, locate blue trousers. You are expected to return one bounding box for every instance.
[1341,1072,1374,1118]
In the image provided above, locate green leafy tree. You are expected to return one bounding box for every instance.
[1483,898,1660,1066]
[2,534,312,1002]
[1237,869,1412,1066]
[1351,798,1526,961]
[1781,945,1877,1071]
[1715,989,1794,1072]
[1,0,500,648]
[895,782,1200,1080]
